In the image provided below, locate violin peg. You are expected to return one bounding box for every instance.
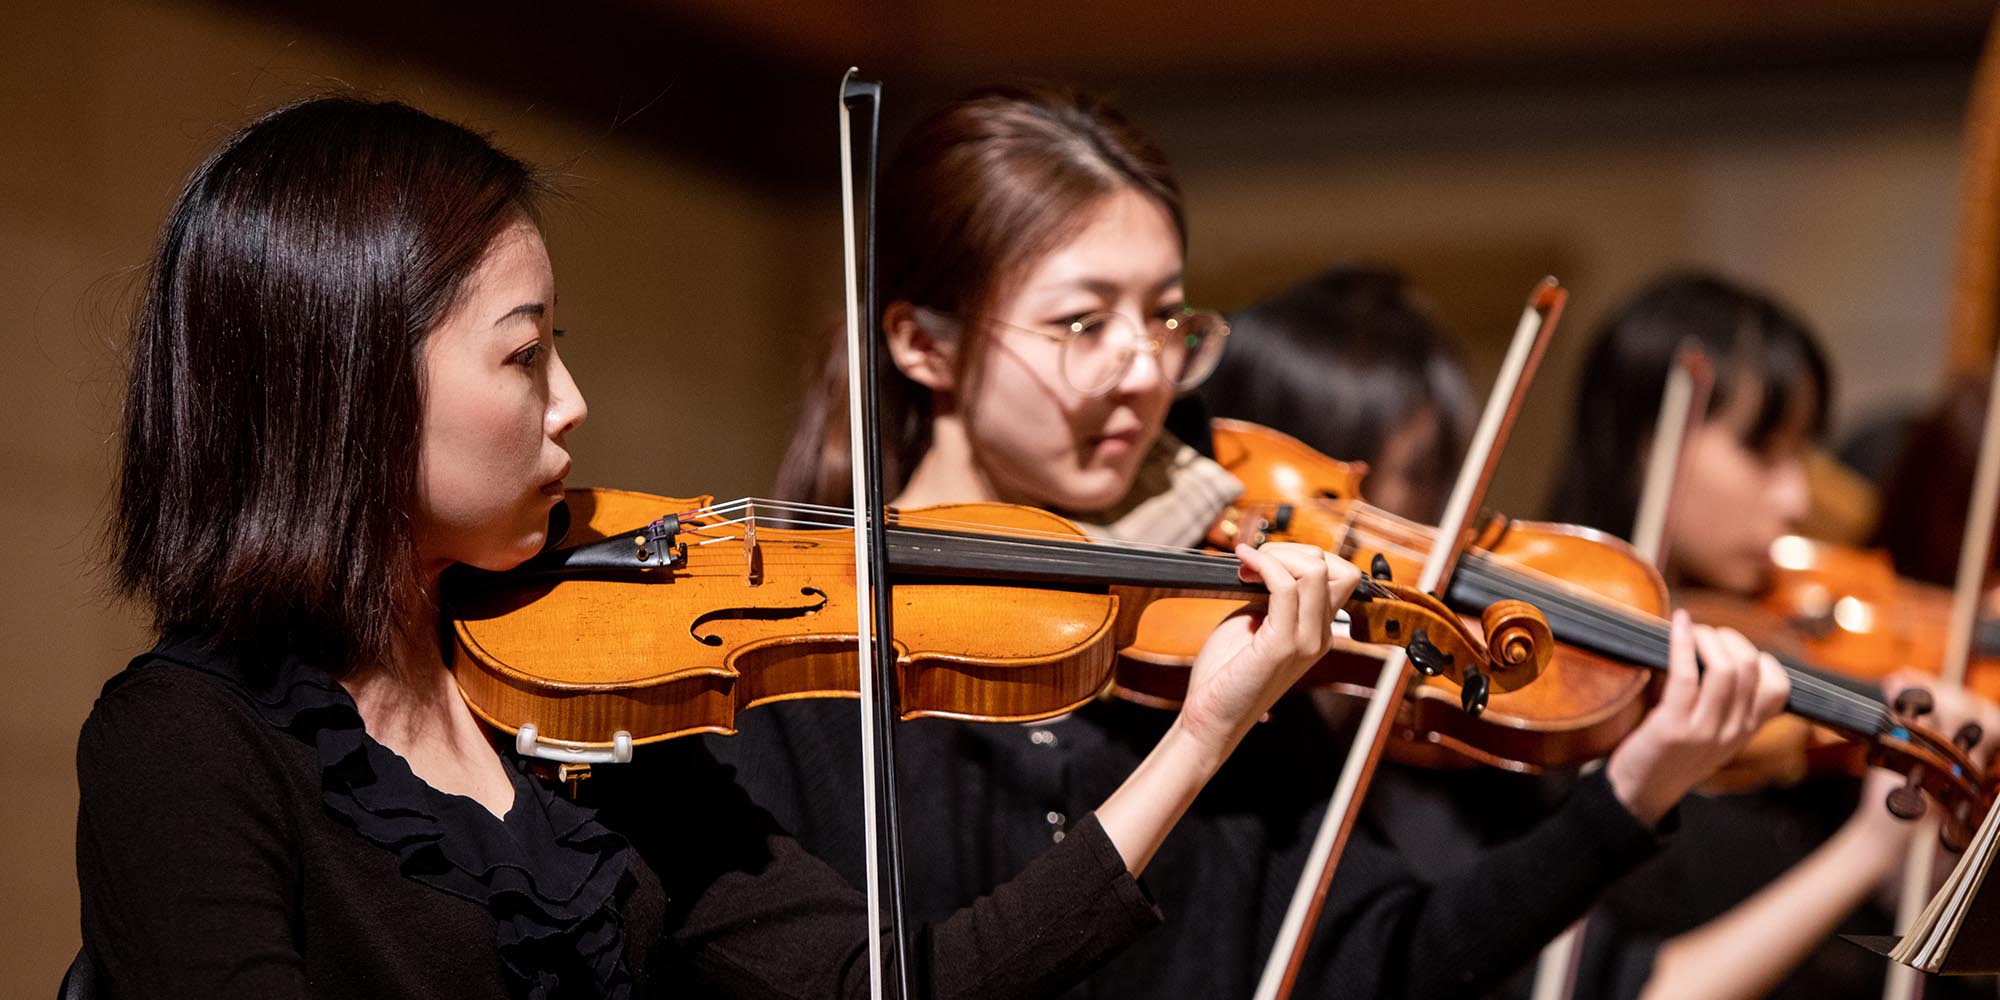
[1893,687,1935,719]
[1459,667,1490,717]
[1941,822,1973,854]
[1885,781,1928,822]
[1270,504,1294,534]
[1370,553,1393,581]
[1406,627,1451,677]
[1956,722,1984,753]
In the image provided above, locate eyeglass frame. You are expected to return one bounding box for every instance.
[910,304,1230,397]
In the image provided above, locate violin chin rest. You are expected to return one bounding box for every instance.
[542,501,574,552]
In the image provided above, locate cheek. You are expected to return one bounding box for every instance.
[418,381,548,559]
[957,352,1141,510]
[960,351,1074,459]
[1669,438,1773,588]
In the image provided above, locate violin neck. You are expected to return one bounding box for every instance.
[885,525,1257,593]
[1446,551,1894,738]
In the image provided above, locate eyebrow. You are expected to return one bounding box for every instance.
[493,302,546,327]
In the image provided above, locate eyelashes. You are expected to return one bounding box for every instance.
[509,329,567,368]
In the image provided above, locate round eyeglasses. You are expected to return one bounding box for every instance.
[920,306,1231,397]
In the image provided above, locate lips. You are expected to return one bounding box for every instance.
[540,461,571,497]
[1090,426,1145,456]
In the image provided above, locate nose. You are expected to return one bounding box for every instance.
[1767,452,1812,528]
[546,346,589,441]
[1109,315,1168,397]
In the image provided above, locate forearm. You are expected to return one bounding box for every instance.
[1095,715,1233,875]
[1638,815,1906,1000]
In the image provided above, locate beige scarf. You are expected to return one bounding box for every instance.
[1070,433,1243,549]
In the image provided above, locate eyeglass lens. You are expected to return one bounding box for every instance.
[1061,311,1227,395]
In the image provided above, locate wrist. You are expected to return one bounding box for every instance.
[1604,751,1679,827]
[1841,798,1919,864]
[1162,713,1241,778]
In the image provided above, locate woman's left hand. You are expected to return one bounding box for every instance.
[1174,542,1360,757]
[1604,612,1792,825]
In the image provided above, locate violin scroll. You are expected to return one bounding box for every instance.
[1870,686,1990,852]
[1342,576,1554,717]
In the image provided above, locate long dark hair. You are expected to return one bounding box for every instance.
[1198,264,1474,519]
[114,96,542,673]
[1545,271,1831,535]
[773,83,1185,505]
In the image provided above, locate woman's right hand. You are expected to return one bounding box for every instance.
[1604,610,1792,825]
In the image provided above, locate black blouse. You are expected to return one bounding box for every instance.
[713,696,1672,1000]
[75,638,1160,999]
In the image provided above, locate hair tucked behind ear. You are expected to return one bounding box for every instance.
[773,83,1184,505]
[1544,271,1830,535]
[114,96,543,673]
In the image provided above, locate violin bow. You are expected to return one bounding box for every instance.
[1254,277,1566,1000]
[838,68,913,1000]
[1884,16,2000,995]
[1527,341,1712,1000]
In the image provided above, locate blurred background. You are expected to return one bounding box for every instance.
[4,0,1993,990]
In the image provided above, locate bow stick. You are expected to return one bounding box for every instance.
[838,68,913,1000]
[1254,277,1567,1000]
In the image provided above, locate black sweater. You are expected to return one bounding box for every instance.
[75,639,1160,999]
[712,696,1671,1000]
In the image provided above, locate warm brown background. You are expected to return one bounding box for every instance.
[3,1,1990,991]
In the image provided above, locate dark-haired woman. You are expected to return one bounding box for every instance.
[77,95,1379,1000]
[1194,264,1473,523]
[1544,272,1999,999]
[722,87,1789,1000]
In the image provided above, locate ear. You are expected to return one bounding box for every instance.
[883,301,958,394]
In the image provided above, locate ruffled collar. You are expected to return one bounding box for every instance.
[136,635,633,1000]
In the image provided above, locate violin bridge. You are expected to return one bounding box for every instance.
[743,501,763,586]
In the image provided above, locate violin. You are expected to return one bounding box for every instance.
[1194,418,1994,848]
[444,485,1552,762]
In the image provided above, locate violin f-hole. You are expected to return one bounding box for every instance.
[688,587,830,646]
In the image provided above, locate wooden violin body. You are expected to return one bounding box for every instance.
[452,489,1119,752]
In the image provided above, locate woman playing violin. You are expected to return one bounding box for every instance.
[76,95,1367,999]
[1547,272,2000,999]
[733,84,1790,1000]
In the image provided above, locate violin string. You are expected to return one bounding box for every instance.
[675,497,1355,576]
[671,499,1252,575]
[679,497,1246,560]
[659,499,1401,599]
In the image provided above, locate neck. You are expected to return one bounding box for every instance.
[340,575,454,741]
[895,415,1006,507]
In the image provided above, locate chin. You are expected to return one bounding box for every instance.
[1711,561,1767,597]
[1053,472,1136,516]
[461,528,550,573]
